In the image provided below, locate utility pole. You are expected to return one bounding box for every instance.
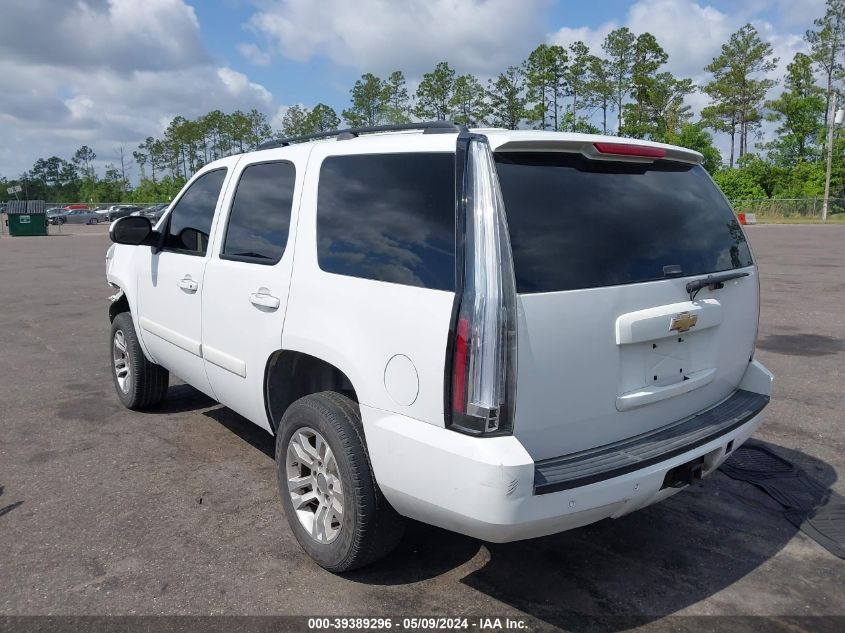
[822,93,842,224]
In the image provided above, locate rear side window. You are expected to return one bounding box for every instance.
[163,168,227,255]
[316,153,455,291]
[222,161,296,264]
[494,152,753,294]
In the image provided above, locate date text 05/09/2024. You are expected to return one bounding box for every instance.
[306,617,529,630]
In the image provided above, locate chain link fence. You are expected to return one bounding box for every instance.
[49,202,169,209]
[729,197,845,221]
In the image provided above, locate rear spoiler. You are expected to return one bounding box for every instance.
[486,135,702,165]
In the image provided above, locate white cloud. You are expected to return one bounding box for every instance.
[0,1,276,178]
[217,67,273,104]
[772,0,826,27]
[627,0,739,79]
[0,0,208,72]
[237,42,272,66]
[549,0,822,161]
[549,22,617,55]
[245,0,549,75]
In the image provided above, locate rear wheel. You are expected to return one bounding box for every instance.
[276,392,404,572]
[111,312,169,410]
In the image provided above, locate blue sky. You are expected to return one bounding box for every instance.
[0,0,830,177]
[192,0,821,110]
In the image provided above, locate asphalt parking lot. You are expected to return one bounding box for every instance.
[0,223,843,631]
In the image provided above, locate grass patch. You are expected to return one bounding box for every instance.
[750,214,845,224]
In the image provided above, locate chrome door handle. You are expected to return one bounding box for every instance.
[249,288,280,310]
[178,276,198,292]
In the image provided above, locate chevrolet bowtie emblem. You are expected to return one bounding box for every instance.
[670,311,698,333]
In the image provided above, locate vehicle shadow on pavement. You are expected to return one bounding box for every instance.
[203,406,276,459]
[142,383,217,415]
[356,441,837,632]
[194,399,837,631]
[460,441,836,632]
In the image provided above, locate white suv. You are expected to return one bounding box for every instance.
[106,122,773,572]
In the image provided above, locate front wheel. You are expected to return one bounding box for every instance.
[276,392,404,572]
[89,217,99,225]
[111,312,169,409]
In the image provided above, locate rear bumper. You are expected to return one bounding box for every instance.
[534,388,768,495]
[363,360,773,543]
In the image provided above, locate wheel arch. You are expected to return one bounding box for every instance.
[264,350,360,433]
[105,276,156,364]
[108,291,130,321]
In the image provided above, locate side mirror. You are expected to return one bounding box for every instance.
[109,216,157,246]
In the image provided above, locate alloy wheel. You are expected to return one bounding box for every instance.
[112,329,131,393]
[286,426,344,543]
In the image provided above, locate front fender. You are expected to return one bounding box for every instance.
[106,244,155,363]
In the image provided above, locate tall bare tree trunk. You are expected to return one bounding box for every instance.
[603,100,608,135]
[729,120,736,168]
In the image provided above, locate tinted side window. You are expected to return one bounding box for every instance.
[222,161,296,264]
[163,168,227,255]
[495,153,753,293]
[317,153,455,291]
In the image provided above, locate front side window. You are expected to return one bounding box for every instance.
[316,153,455,291]
[222,161,296,264]
[163,168,227,255]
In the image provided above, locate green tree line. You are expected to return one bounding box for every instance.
[3,0,845,208]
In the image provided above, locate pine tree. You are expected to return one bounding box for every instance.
[765,52,826,163]
[382,71,411,124]
[585,54,614,134]
[281,105,311,137]
[450,74,488,126]
[487,66,526,130]
[343,74,386,127]
[565,41,591,130]
[702,24,778,165]
[805,0,845,127]
[305,103,340,132]
[523,44,568,130]
[602,27,637,133]
[414,62,456,120]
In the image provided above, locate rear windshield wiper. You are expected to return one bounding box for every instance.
[686,271,750,301]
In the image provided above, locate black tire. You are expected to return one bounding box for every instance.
[276,392,405,572]
[90,217,99,225]
[110,312,169,410]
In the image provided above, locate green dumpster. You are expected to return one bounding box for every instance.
[6,201,48,236]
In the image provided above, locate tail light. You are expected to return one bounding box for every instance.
[448,137,518,436]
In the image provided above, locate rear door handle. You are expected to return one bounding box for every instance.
[249,288,280,310]
[178,276,198,292]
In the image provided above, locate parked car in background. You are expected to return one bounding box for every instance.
[102,205,122,220]
[47,208,70,224]
[61,209,102,224]
[140,203,170,223]
[64,204,89,211]
[109,205,143,220]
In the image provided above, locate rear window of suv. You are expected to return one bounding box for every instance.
[494,152,753,294]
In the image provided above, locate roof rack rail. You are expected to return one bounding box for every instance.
[256,120,466,150]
